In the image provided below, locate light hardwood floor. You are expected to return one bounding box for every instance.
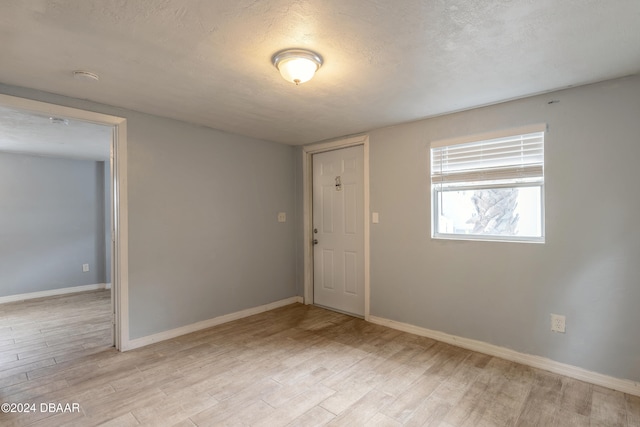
[0,290,638,426]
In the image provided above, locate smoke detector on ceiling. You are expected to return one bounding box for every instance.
[73,70,100,82]
[49,117,69,125]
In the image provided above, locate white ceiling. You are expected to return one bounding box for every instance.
[0,105,111,161]
[0,1,639,146]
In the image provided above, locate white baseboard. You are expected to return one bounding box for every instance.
[124,296,304,351]
[369,315,640,397]
[0,283,111,305]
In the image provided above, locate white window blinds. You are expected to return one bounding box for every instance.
[431,130,544,186]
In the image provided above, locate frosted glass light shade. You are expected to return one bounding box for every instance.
[272,49,323,85]
[278,57,318,84]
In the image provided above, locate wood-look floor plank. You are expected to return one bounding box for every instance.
[93,412,140,427]
[319,381,374,416]
[591,387,627,426]
[552,408,591,426]
[287,406,336,426]
[0,290,638,426]
[253,384,336,427]
[374,348,437,398]
[326,388,395,426]
[514,399,557,427]
[378,370,443,422]
[366,412,404,427]
[628,394,640,427]
[402,396,452,427]
[560,377,593,417]
[189,379,281,426]
[0,372,28,388]
[130,388,219,427]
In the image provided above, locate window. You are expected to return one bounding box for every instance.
[430,125,545,243]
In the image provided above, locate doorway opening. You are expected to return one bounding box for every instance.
[0,94,128,350]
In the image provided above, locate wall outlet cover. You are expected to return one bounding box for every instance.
[551,313,566,333]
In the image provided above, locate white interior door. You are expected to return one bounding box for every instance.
[312,145,364,316]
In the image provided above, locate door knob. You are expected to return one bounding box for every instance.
[313,239,318,245]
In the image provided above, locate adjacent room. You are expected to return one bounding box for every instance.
[0,1,639,426]
[0,109,114,359]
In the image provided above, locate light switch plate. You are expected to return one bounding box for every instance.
[277,212,286,223]
[372,212,379,224]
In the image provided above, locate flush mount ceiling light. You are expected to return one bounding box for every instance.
[272,49,323,85]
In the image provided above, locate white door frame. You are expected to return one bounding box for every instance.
[0,93,130,350]
[302,134,370,320]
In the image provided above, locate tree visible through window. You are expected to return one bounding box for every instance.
[469,188,519,235]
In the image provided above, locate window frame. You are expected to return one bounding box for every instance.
[430,125,546,244]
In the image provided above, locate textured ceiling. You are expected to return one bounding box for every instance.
[0,106,111,160]
[0,0,639,145]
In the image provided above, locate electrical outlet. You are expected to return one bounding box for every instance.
[82,264,90,273]
[551,314,566,333]
[277,212,286,223]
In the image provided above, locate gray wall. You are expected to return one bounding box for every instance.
[0,83,297,340]
[367,75,640,382]
[126,116,296,337]
[0,152,108,296]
